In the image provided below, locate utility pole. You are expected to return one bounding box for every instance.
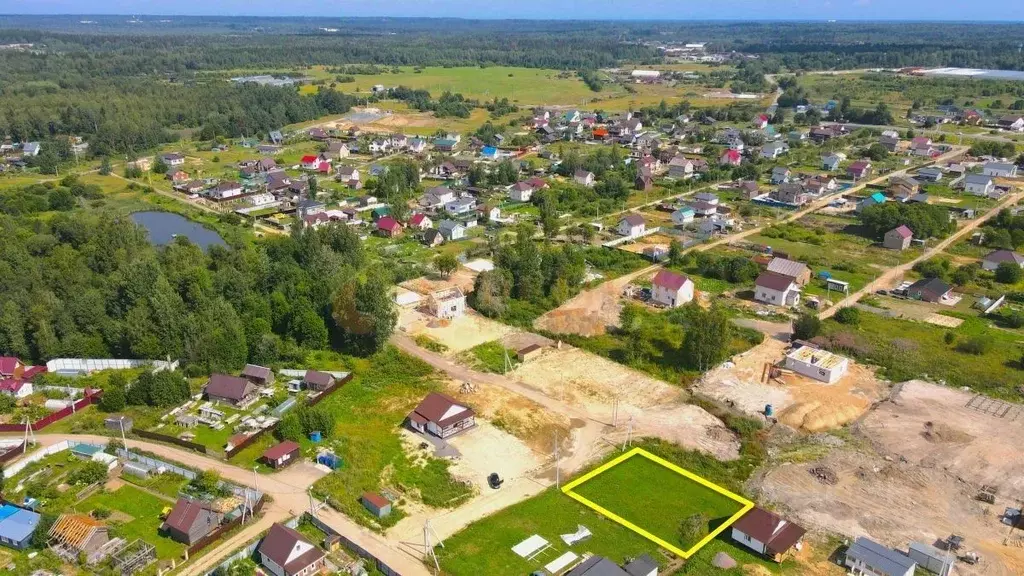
[119,418,130,460]
[253,467,259,494]
[622,415,634,451]
[424,519,443,575]
[553,432,561,489]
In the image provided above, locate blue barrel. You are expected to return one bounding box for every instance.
[309,431,322,442]
[764,404,774,417]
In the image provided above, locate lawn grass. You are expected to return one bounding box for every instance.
[438,439,794,576]
[462,340,519,374]
[79,485,185,560]
[309,347,473,530]
[821,309,1024,399]
[569,454,746,551]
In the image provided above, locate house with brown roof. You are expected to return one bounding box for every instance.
[651,270,694,308]
[407,392,476,438]
[982,249,1024,271]
[162,497,223,545]
[847,160,872,180]
[361,492,392,518]
[262,441,301,469]
[755,271,800,307]
[766,257,811,285]
[258,523,326,576]
[618,213,646,238]
[730,507,806,562]
[241,364,274,386]
[302,370,335,392]
[204,374,257,407]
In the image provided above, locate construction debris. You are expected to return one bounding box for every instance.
[808,466,838,485]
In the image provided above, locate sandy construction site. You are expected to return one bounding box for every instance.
[534,264,656,336]
[696,337,887,432]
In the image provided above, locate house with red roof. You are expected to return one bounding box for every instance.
[883,225,913,251]
[162,497,223,545]
[261,440,301,469]
[408,213,432,230]
[407,392,476,438]
[720,149,743,167]
[376,216,402,238]
[300,154,330,172]
[651,270,694,308]
[753,114,771,129]
[0,379,32,399]
[592,127,609,140]
[0,357,24,380]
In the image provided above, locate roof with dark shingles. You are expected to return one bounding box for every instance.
[756,270,797,291]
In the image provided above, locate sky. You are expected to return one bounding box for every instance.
[1,0,1022,21]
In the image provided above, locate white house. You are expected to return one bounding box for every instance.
[438,220,466,241]
[574,170,595,187]
[964,174,995,196]
[672,207,695,225]
[508,181,535,202]
[428,287,466,320]
[0,379,32,399]
[761,141,788,160]
[754,271,799,307]
[730,507,806,562]
[785,343,849,384]
[617,214,646,238]
[207,181,244,201]
[651,270,694,308]
[983,162,1018,178]
[667,156,694,179]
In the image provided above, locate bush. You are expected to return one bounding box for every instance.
[957,335,994,355]
[792,313,822,341]
[678,512,709,546]
[995,262,1023,284]
[944,331,956,345]
[834,307,861,325]
[68,461,109,485]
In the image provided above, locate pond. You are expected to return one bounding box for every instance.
[131,211,226,251]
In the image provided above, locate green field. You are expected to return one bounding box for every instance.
[570,454,746,551]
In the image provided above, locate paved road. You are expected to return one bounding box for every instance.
[820,189,1024,319]
[19,434,432,576]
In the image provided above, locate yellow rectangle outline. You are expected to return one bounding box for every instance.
[561,447,754,559]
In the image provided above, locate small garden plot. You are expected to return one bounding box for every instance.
[79,485,186,560]
[564,449,750,557]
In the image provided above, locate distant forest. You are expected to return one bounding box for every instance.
[1,18,1024,155]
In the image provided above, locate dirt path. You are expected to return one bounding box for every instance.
[821,188,1024,318]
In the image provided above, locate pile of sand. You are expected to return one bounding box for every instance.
[779,401,865,432]
[922,421,974,444]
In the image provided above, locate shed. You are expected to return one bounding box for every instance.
[361,492,392,518]
[730,507,805,562]
[785,343,849,384]
[121,462,153,479]
[261,441,301,469]
[161,497,222,545]
[517,344,544,362]
[908,542,953,576]
[104,415,133,432]
[240,364,274,386]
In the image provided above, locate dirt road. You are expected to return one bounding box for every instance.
[821,188,1024,318]
[23,434,433,576]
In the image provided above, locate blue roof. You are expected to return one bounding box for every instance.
[870,192,886,203]
[482,146,498,156]
[0,506,40,542]
[72,444,103,457]
[0,505,19,522]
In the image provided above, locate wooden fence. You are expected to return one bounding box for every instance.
[135,429,209,454]
[0,390,102,433]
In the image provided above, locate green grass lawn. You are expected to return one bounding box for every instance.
[569,454,746,551]
[309,347,473,530]
[438,439,796,576]
[461,340,519,374]
[821,309,1024,399]
[79,485,185,560]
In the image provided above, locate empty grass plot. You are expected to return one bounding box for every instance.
[562,448,752,558]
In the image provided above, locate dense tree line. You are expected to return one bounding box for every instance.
[0,179,397,371]
[859,201,955,240]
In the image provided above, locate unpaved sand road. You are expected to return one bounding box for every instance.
[696,337,886,432]
[533,263,660,336]
[822,188,1024,319]
[860,380,1024,498]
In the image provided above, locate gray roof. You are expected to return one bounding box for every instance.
[565,556,630,576]
[965,174,993,185]
[847,537,916,576]
[772,166,791,175]
[767,257,808,279]
[917,167,943,176]
[624,554,659,576]
[984,162,1016,172]
[438,219,464,232]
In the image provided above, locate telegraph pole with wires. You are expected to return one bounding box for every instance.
[553,431,561,489]
[424,519,443,575]
[22,417,34,453]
